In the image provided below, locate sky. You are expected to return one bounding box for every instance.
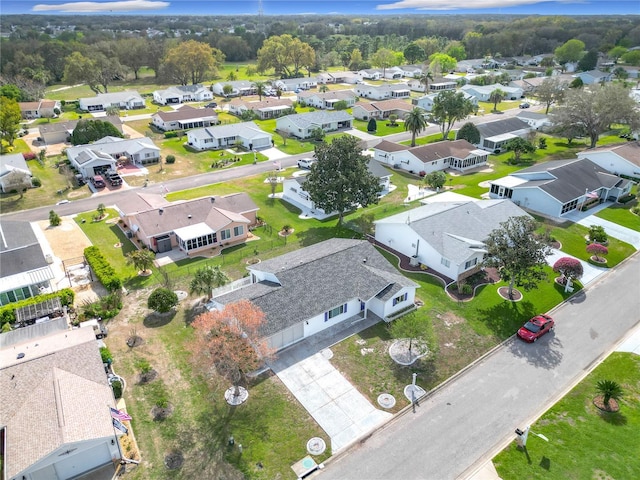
[1,0,638,16]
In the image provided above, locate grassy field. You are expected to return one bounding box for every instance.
[493,352,640,480]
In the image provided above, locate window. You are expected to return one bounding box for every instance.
[441,257,450,268]
[464,258,478,270]
[324,303,347,321]
[561,199,579,214]
[220,229,231,241]
[392,292,407,306]
[233,226,243,236]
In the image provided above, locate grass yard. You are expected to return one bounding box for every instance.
[352,118,406,137]
[493,352,640,480]
[595,202,640,232]
[477,100,521,113]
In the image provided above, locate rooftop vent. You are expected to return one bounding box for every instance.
[188,214,192,219]
[159,208,164,215]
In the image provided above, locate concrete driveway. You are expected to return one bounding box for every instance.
[546,248,608,286]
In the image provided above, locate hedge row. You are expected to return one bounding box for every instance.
[84,246,122,292]
[0,288,75,325]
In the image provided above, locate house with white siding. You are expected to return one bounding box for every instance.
[187,121,272,151]
[354,83,411,101]
[227,98,294,119]
[461,83,524,101]
[152,84,213,105]
[297,90,357,109]
[475,117,532,153]
[576,142,640,180]
[211,80,256,97]
[208,239,419,351]
[151,105,218,132]
[78,91,145,112]
[373,139,489,175]
[413,91,477,112]
[0,154,32,193]
[276,111,353,139]
[351,99,413,121]
[18,99,60,119]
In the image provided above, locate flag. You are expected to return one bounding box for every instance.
[110,407,132,421]
[586,191,599,199]
[112,418,128,434]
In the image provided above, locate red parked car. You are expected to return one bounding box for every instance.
[517,314,555,342]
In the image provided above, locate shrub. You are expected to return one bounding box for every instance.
[49,210,61,227]
[618,193,636,204]
[632,205,640,216]
[588,225,608,244]
[135,357,152,374]
[111,380,123,399]
[147,288,178,313]
[82,292,122,320]
[31,177,42,187]
[552,257,584,281]
[165,154,176,164]
[23,152,36,161]
[100,346,113,364]
[84,246,122,292]
[164,131,178,138]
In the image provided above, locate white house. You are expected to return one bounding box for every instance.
[211,80,256,97]
[273,77,318,92]
[317,71,361,84]
[374,200,530,282]
[78,90,145,112]
[574,70,613,85]
[516,111,553,130]
[276,111,353,139]
[18,99,61,119]
[398,65,424,78]
[1,327,122,480]
[488,158,633,218]
[0,153,32,193]
[281,159,392,216]
[297,89,357,109]
[576,142,640,180]
[227,98,294,120]
[151,105,218,132]
[461,83,524,101]
[475,117,532,152]
[0,220,56,306]
[208,238,419,351]
[67,136,161,177]
[187,121,272,151]
[413,91,477,112]
[351,99,413,121]
[358,69,383,81]
[152,84,213,105]
[354,83,411,101]
[374,139,489,174]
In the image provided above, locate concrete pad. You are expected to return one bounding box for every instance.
[277,366,314,392]
[314,402,353,437]
[297,383,332,411]
[315,371,352,399]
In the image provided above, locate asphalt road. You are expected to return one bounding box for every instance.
[316,252,640,480]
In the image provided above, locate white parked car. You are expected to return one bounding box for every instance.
[297,158,316,169]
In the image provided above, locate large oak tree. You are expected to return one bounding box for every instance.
[163,40,224,85]
[256,34,315,78]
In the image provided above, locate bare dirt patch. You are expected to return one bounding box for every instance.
[38,217,92,260]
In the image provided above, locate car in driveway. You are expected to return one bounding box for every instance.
[297,158,316,169]
[204,102,217,108]
[519,102,530,109]
[517,314,554,342]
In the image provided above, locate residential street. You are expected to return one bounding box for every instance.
[316,252,640,480]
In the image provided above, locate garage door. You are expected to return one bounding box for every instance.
[268,322,304,350]
[54,442,111,479]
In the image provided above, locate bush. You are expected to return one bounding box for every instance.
[618,193,636,204]
[100,346,113,364]
[84,246,122,292]
[147,288,178,313]
[588,225,608,244]
[164,131,178,138]
[31,177,42,187]
[165,154,176,164]
[111,380,123,399]
[82,292,122,320]
[23,152,36,161]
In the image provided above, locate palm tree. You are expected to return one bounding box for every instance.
[319,84,329,93]
[596,380,624,410]
[489,88,506,112]
[417,70,434,92]
[253,81,266,101]
[127,249,156,275]
[189,265,229,300]
[404,107,428,147]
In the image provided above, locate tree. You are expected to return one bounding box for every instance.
[163,40,224,85]
[551,84,640,148]
[0,96,22,147]
[222,84,233,97]
[456,122,480,144]
[49,210,61,227]
[586,243,609,263]
[127,249,156,275]
[578,49,598,72]
[105,105,120,117]
[424,171,446,190]
[428,53,457,77]
[595,380,623,410]
[534,77,566,114]
[349,48,364,71]
[552,257,584,285]
[333,100,348,111]
[63,51,124,94]
[253,81,266,101]
[483,216,551,299]
[310,127,326,142]
[621,50,640,67]
[116,37,148,80]
[257,34,315,78]
[388,114,398,127]
[504,137,536,163]
[370,48,396,79]
[367,118,377,132]
[612,67,629,81]
[71,119,123,146]
[403,42,426,64]
[191,300,274,397]
[0,84,23,101]
[147,288,178,314]
[318,84,329,93]
[96,203,106,218]
[608,46,628,63]
[304,136,382,225]
[404,107,428,147]
[189,265,229,300]
[588,225,608,243]
[432,90,476,140]
[489,88,506,112]
[416,70,434,92]
[446,41,467,61]
[388,312,428,360]
[554,39,586,65]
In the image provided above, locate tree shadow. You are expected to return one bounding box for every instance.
[567,289,587,304]
[507,332,564,370]
[598,410,627,426]
[143,310,176,328]
[475,299,538,339]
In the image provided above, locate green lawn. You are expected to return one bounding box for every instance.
[595,202,640,232]
[493,352,640,480]
[352,118,406,137]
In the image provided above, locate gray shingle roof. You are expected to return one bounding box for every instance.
[476,118,530,138]
[282,111,353,129]
[0,221,49,277]
[213,239,418,336]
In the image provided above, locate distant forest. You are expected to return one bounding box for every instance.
[2,14,639,90]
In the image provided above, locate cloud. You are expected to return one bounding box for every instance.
[33,0,170,13]
[377,0,581,11]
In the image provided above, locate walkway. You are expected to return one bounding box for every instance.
[269,313,392,454]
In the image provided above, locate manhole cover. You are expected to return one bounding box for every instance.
[377,393,396,409]
[306,437,326,455]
